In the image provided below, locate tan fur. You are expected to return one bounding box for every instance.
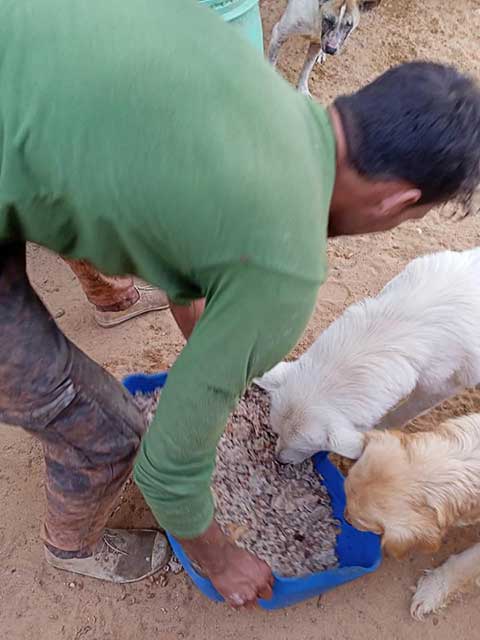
[345,415,480,618]
[268,0,383,96]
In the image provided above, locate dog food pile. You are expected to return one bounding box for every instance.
[135,385,339,577]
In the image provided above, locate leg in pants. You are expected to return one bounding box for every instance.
[0,244,169,582]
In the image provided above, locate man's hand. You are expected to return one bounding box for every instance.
[209,541,274,608]
[180,521,274,608]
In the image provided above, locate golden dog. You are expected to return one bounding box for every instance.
[345,415,480,619]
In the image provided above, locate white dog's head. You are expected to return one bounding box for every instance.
[254,361,364,463]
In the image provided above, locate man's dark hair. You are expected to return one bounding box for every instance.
[334,62,480,209]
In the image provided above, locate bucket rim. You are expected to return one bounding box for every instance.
[199,0,260,21]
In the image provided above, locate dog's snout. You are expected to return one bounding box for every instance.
[324,44,337,55]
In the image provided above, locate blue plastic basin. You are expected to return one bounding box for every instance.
[123,371,382,609]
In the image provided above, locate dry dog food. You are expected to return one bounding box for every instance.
[135,385,338,577]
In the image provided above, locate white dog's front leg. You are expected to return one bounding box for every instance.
[297,42,322,97]
[411,543,480,620]
[316,49,326,65]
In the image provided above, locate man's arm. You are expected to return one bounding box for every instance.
[169,298,206,341]
[134,265,318,605]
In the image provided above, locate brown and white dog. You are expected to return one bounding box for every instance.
[268,0,382,96]
[344,415,480,620]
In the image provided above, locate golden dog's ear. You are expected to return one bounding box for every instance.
[417,537,442,555]
[381,526,415,560]
[382,517,443,560]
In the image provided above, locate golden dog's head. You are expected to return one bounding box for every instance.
[344,430,444,559]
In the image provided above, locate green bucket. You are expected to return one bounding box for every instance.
[199,0,264,53]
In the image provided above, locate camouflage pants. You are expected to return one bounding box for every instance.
[0,243,146,553]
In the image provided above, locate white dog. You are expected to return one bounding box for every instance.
[255,248,480,462]
[345,415,480,619]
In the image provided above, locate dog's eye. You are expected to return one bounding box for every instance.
[322,16,336,30]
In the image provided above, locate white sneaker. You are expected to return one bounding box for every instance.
[94,285,169,328]
[45,528,170,584]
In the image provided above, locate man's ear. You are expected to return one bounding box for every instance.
[253,361,295,392]
[379,188,422,216]
[359,0,383,12]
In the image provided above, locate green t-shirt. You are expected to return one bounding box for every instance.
[0,0,335,537]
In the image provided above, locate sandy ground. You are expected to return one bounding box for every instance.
[2,0,480,638]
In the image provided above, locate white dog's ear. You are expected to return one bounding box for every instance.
[253,361,295,392]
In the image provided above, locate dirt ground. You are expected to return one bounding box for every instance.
[2,0,480,638]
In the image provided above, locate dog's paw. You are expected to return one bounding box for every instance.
[410,568,451,621]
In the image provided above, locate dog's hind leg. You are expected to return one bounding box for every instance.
[411,542,480,620]
[297,41,322,97]
[377,378,463,431]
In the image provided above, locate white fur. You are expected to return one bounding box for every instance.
[255,248,480,461]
